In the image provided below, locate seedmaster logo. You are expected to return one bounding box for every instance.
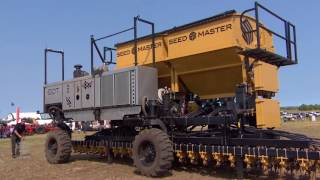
[241,19,254,45]
[116,23,232,57]
[117,42,162,57]
[189,32,197,41]
[169,23,232,45]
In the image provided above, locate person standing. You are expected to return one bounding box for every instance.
[0,124,3,138]
[9,125,14,135]
[4,124,9,138]
[11,120,26,158]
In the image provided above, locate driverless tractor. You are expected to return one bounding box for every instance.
[43,2,320,178]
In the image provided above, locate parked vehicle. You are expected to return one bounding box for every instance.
[2,112,53,126]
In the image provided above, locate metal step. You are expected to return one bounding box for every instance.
[240,48,297,67]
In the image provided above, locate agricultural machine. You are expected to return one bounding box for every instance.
[43,2,320,178]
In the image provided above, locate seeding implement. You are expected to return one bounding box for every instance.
[42,2,320,178]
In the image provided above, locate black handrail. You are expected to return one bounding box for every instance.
[90,16,156,75]
[103,47,116,65]
[133,16,156,67]
[240,2,298,64]
[90,27,134,71]
[44,48,64,85]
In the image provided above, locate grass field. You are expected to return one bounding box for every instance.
[280,120,320,139]
[0,121,319,180]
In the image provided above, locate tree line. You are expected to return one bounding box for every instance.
[281,104,320,111]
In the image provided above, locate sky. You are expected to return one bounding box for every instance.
[0,0,319,117]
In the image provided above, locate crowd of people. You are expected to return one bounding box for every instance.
[0,124,14,139]
[1,120,108,139]
[0,118,52,139]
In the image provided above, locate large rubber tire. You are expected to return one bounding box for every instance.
[133,128,174,177]
[45,129,72,164]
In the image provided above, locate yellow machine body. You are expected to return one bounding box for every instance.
[115,12,280,128]
[256,98,280,128]
[254,61,279,93]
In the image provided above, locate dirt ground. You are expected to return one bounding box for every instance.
[0,121,319,180]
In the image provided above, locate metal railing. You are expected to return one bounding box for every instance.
[240,2,298,64]
[44,48,64,85]
[90,16,156,75]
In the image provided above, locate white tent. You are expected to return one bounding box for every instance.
[3,112,40,121]
[2,112,52,126]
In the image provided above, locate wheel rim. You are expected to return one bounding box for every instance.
[138,141,156,167]
[48,138,58,156]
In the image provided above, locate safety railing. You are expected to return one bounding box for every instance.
[90,16,156,75]
[44,48,64,85]
[240,2,298,65]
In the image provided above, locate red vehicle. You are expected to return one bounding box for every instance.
[25,124,35,135]
[23,123,55,136]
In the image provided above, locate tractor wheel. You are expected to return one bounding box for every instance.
[133,128,173,177]
[45,129,72,164]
